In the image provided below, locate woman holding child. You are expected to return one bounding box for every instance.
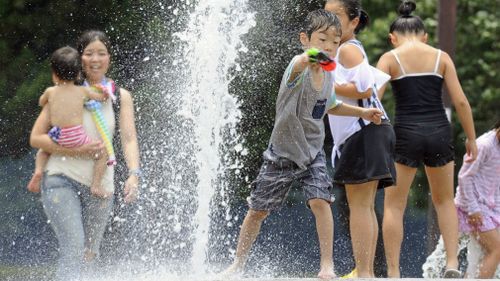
[30,30,140,280]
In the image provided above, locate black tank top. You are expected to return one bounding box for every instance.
[390,50,448,125]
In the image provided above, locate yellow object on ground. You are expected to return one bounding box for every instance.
[341,268,357,279]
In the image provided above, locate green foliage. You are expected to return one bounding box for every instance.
[0,0,498,203]
[228,0,499,208]
[0,0,149,157]
[0,49,49,156]
[454,0,500,134]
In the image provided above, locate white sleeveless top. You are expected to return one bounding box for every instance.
[45,87,116,193]
[328,40,390,166]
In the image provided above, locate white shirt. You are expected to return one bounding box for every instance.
[328,40,390,166]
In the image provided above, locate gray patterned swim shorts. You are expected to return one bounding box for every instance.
[247,148,334,211]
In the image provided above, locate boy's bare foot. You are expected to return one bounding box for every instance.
[84,249,97,262]
[91,185,112,198]
[318,263,337,280]
[27,172,42,193]
[318,270,337,280]
[218,262,244,279]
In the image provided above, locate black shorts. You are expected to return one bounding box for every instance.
[334,121,396,189]
[394,122,454,168]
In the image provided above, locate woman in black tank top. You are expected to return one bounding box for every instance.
[375,1,477,278]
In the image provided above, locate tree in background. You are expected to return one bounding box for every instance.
[0,1,152,157]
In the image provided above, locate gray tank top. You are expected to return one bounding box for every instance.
[268,56,338,169]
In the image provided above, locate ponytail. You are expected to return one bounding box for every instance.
[390,0,425,34]
[327,0,370,34]
[398,0,416,17]
[355,9,369,34]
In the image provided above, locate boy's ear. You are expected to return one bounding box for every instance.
[299,32,309,46]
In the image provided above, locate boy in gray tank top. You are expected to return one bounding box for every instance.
[221,9,382,279]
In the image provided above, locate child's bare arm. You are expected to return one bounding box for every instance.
[442,52,477,160]
[287,53,310,84]
[39,89,51,107]
[335,45,373,99]
[328,103,382,124]
[335,83,372,99]
[85,87,108,101]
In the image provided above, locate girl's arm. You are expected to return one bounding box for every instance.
[335,44,372,99]
[457,144,487,215]
[442,52,478,161]
[335,83,372,99]
[118,89,141,203]
[30,106,103,157]
[328,103,382,124]
[375,52,392,100]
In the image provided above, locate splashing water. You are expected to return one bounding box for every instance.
[174,0,255,273]
[127,0,255,276]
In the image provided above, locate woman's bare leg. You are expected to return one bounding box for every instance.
[346,181,378,278]
[426,162,459,270]
[383,163,417,277]
[368,186,378,275]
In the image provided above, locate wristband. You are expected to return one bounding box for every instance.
[128,168,142,178]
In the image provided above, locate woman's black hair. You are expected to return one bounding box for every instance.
[76,30,112,56]
[75,30,112,84]
[304,9,342,38]
[389,0,426,34]
[50,46,80,81]
[328,0,369,34]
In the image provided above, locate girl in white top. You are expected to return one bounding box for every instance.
[325,0,396,278]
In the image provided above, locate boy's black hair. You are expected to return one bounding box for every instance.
[327,0,369,34]
[304,9,342,38]
[50,46,80,81]
[389,0,426,34]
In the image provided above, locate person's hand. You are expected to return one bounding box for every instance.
[74,141,105,159]
[123,175,139,203]
[300,52,317,68]
[467,212,483,230]
[464,138,478,163]
[306,48,336,71]
[361,108,383,125]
